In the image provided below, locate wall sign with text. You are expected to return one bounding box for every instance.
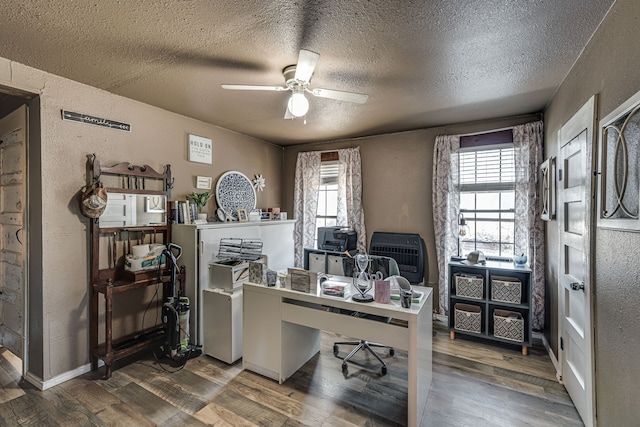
[61,110,131,132]
[188,134,213,164]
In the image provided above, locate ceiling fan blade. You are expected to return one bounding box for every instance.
[294,49,320,82]
[311,88,369,104]
[221,84,288,91]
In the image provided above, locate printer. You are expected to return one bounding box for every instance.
[317,226,357,252]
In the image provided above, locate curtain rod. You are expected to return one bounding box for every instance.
[457,125,515,138]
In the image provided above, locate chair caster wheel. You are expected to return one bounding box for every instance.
[342,363,348,375]
[381,366,387,376]
[389,348,395,356]
[333,344,339,356]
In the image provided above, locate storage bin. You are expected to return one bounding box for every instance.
[491,275,522,304]
[454,273,484,299]
[493,309,524,342]
[454,303,482,333]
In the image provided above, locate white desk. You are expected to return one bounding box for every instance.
[243,278,432,427]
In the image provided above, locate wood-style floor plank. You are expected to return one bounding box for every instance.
[0,319,583,426]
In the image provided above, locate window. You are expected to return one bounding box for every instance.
[459,146,515,259]
[314,159,339,247]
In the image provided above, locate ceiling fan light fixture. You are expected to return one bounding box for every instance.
[288,92,309,117]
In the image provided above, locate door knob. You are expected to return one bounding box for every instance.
[570,282,585,291]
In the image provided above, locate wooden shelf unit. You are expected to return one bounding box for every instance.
[448,260,532,355]
[88,155,183,379]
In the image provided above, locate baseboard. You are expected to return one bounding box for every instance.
[25,360,103,391]
[539,332,561,382]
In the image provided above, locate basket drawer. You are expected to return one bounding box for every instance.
[454,273,484,299]
[454,303,482,334]
[491,276,522,303]
[493,309,524,342]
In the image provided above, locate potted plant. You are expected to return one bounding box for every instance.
[189,192,213,220]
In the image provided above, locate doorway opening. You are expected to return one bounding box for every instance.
[0,86,40,386]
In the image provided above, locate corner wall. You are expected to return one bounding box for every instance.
[0,57,282,383]
[544,0,640,423]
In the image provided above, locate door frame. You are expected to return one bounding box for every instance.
[556,95,597,426]
[0,103,29,377]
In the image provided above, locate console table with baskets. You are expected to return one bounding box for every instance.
[448,260,532,355]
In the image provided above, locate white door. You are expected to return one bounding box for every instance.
[557,96,596,426]
[0,105,28,375]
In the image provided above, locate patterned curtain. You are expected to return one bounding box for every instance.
[432,135,460,315]
[293,151,321,267]
[513,121,545,330]
[336,147,367,253]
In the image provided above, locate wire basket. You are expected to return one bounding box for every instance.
[218,238,263,261]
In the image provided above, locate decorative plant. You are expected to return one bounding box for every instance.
[188,192,213,212]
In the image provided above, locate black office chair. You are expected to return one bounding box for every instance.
[333,255,399,375]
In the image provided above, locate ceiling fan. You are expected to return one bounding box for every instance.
[221,49,369,119]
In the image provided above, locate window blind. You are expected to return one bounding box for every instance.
[320,160,339,185]
[459,147,515,192]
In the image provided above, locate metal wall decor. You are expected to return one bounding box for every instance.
[215,171,257,220]
[62,110,131,132]
[597,88,640,231]
[539,157,556,221]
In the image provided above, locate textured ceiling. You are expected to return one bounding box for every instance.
[0,1,614,145]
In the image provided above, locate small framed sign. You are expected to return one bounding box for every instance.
[188,134,213,164]
[196,176,213,190]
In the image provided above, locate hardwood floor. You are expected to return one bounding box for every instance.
[0,319,583,426]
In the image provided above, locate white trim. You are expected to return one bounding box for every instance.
[539,332,561,379]
[24,360,104,391]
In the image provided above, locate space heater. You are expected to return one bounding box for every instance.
[369,232,427,285]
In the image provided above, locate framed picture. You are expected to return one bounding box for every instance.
[597,87,640,231]
[539,157,555,221]
[237,208,248,222]
[260,211,272,220]
[187,134,213,164]
[145,195,166,213]
[196,176,213,190]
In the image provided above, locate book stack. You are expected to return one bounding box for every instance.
[172,200,198,224]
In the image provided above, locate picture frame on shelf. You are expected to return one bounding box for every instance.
[237,208,248,222]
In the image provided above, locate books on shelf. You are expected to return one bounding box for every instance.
[172,200,198,224]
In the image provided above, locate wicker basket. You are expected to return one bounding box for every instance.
[454,303,482,333]
[491,276,522,304]
[493,309,524,342]
[454,273,484,299]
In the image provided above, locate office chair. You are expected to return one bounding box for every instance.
[333,255,399,375]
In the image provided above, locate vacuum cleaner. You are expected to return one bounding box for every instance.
[160,243,202,362]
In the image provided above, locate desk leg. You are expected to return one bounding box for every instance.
[409,292,432,427]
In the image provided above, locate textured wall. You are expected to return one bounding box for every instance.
[544,0,640,423]
[0,57,282,382]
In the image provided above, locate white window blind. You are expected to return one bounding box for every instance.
[320,160,339,184]
[459,147,515,191]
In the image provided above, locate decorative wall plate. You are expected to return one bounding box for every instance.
[215,171,257,220]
